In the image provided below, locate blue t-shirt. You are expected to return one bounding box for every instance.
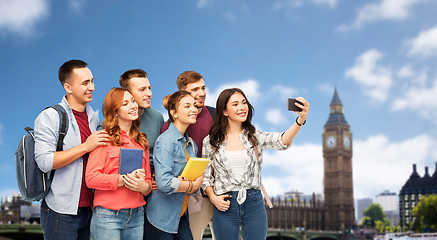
[139,107,164,166]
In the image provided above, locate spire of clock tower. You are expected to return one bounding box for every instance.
[325,87,349,127]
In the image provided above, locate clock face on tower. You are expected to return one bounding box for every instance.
[343,135,351,149]
[325,136,336,149]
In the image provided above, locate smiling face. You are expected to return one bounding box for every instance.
[171,95,198,125]
[128,77,152,109]
[223,92,249,124]
[64,67,95,107]
[183,79,206,109]
[116,91,139,125]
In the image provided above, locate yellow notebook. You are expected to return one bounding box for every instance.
[180,158,209,181]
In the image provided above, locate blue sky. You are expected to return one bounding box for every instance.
[1,0,437,213]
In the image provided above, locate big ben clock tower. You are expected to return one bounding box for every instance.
[323,87,355,231]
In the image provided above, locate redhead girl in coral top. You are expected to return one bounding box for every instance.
[86,87,152,240]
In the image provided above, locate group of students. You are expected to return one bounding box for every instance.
[33,59,310,240]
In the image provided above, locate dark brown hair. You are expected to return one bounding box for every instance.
[58,59,88,86]
[163,90,192,122]
[176,71,203,90]
[102,88,149,150]
[209,88,256,149]
[119,69,148,91]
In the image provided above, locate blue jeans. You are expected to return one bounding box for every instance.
[212,189,267,240]
[150,212,193,240]
[91,206,144,240]
[40,199,92,240]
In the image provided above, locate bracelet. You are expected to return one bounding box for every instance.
[296,116,306,126]
[186,181,190,193]
[189,180,194,193]
[186,180,193,194]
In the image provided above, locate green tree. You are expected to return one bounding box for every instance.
[363,203,385,222]
[361,216,374,227]
[362,203,392,233]
[412,195,437,232]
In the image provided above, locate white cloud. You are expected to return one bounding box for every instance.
[270,84,299,99]
[0,0,49,35]
[353,134,437,199]
[205,79,260,107]
[273,0,303,11]
[265,108,287,126]
[262,134,437,200]
[316,83,334,95]
[197,0,213,9]
[398,64,415,78]
[345,49,393,102]
[406,24,437,57]
[392,77,437,121]
[312,0,338,8]
[223,11,237,22]
[337,0,427,31]
[263,143,324,196]
[68,0,86,12]
[273,0,337,12]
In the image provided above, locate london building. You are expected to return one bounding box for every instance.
[375,190,399,226]
[399,163,437,229]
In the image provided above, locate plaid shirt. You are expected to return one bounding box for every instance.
[201,130,290,204]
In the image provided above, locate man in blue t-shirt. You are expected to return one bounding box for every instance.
[118,69,164,240]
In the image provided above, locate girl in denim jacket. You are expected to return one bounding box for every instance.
[146,90,204,240]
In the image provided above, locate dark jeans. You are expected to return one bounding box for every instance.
[144,194,153,240]
[40,199,92,240]
[212,189,267,240]
[150,212,193,240]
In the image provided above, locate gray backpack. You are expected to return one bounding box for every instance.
[15,104,68,202]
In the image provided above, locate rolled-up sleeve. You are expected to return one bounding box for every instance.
[34,108,59,173]
[201,136,214,191]
[256,130,291,152]
[153,137,180,195]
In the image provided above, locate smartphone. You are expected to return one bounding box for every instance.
[288,98,303,112]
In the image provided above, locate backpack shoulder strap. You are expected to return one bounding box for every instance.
[43,104,69,180]
[47,104,68,152]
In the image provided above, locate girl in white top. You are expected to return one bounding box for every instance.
[201,88,309,240]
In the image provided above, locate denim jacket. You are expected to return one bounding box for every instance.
[34,96,99,215]
[146,123,197,234]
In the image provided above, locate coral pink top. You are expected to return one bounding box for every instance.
[86,131,152,210]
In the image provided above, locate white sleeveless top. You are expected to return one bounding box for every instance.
[224,150,250,191]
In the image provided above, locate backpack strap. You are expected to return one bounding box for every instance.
[43,104,69,181]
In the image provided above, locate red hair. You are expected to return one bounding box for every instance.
[102,88,149,150]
